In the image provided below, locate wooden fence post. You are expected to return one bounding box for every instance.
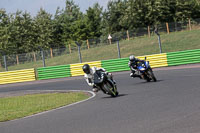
[87,39,90,49]
[127,30,130,40]
[33,52,36,62]
[69,44,72,54]
[166,22,170,34]
[189,19,192,31]
[50,48,53,58]
[109,39,112,45]
[148,26,151,37]
[16,55,19,65]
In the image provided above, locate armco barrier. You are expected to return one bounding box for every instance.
[137,53,168,68]
[70,61,101,77]
[101,58,129,72]
[37,65,71,80]
[102,53,168,72]
[1,49,199,85]
[0,68,35,85]
[167,49,200,66]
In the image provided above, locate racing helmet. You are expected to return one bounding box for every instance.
[129,55,135,61]
[82,64,90,74]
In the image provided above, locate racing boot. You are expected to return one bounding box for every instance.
[131,73,142,79]
[92,88,99,92]
[92,85,99,92]
[130,73,134,78]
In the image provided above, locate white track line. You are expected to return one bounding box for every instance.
[8,90,96,122]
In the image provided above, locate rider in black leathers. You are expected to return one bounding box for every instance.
[128,55,145,79]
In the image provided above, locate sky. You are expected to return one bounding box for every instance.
[0,0,110,16]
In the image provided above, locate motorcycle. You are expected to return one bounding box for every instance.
[93,70,119,97]
[137,57,157,82]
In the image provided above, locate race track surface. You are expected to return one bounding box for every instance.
[1,64,200,133]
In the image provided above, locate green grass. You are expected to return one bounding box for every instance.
[0,92,90,122]
[1,29,200,72]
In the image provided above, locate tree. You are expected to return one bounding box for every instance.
[85,3,103,38]
[52,7,65,48]
[60,0,82,47]
[102,0,125,34]
[0,9,12,54]
[34,8,53,50]
[191,0,200,19]
[9,11,34,53]
[71,15,88,42]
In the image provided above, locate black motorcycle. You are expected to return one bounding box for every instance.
[93,70,119,97]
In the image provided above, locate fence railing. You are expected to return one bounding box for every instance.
[0,18,200,72]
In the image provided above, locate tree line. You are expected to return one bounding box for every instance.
[0,0,200,55]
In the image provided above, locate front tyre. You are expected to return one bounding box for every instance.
[149,69,157,82]
[115,91,119,96]
[104,82,118,97]
[143,73,150,82]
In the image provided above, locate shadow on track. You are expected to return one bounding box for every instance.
[132,79,163,85]
[101,94,128,99]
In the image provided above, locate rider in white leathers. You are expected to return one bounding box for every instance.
[82,64,115,92]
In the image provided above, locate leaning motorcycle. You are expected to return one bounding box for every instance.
[137,57,157,82]
[93,71,119,97]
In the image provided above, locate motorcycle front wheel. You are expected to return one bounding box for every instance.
[103,82,118,97]
[143,73,150,82]
[149,69,157,82]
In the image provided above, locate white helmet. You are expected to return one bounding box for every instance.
[129,55,135,61]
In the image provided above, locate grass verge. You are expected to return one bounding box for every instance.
[0,92,90,122]
[1,29,200,72]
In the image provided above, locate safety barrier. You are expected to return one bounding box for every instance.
[0,68,35,85]
[102,53,168,72]
[167,49,200,66]
[101,58,129,72]
[37,65,71,80]
[1,49,200,85]
[137,53,168,68]
[70,61,101,77]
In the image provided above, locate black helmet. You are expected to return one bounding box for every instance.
[129,55,135,61]
[82,64,90,74]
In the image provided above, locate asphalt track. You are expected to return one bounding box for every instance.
[1,64,200,133]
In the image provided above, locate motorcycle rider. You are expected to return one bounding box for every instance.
[82,64,116,93]
[128,55,145,79]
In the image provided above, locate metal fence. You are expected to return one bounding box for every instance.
[0,18,200,72]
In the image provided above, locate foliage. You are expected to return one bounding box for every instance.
[2,29,200,71]
[0,0,200,54]
[34,8,53,50]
